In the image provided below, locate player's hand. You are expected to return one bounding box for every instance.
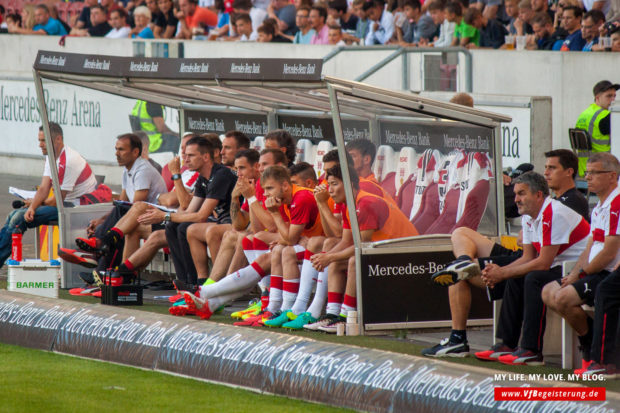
[168,156,181,175]
[561,273,578,288]
[481,263,503,288]
[86,217,105,237]
[238,177,256,199]
[264,196,282,213]
[313,184,330,203]
[310,252,331,271]
[24,207,36,222]
[24,198,33,208]
[138,207,166,225]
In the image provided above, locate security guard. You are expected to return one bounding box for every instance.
[575,80,618,176]
[129,100,180,153]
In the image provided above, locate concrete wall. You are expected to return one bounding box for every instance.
[1,35,618,183]
[470,49,620,152]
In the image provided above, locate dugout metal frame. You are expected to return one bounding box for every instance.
[33,51,510,333]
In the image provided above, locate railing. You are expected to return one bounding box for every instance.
[323,46,473,93]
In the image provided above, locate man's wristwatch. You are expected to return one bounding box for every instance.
[163,212,171,223]
[171,173,182,181]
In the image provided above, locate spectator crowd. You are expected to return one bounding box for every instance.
[0,0,618,50]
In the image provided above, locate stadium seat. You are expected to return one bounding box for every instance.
[295,139,315,165]
[219,134,226,142]
[409,149,442,221]
[396,175,416,217]
[424,150,468,234]
[395,147,417,193]
[372,145,396,183]
[452,152,493,232]
[161,164,174,192]
[411,152,458,233]
[56,2,70,23]
[313,140,333,175]
[411,182,440,234]
[252,136,264,152]
[69,1,85,19]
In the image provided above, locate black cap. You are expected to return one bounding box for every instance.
[593,80,620,96]
[510,163,534,179]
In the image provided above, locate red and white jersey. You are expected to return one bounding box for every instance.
[43,146,97,206]
[589,186,620,270]
[181,169,200,191]
[522,197,590,268]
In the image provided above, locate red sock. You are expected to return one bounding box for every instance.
[124,260,135,271]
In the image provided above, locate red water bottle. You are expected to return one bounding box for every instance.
[11,225,22,261]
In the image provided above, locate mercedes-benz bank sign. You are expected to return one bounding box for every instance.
[367,261,446,277]
[361,251,491,325]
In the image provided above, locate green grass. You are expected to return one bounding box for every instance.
[0,342,351,413]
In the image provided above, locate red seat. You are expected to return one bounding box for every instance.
[453,152,493,231]
[423,150,469,234]
[411,182,440,234]
[425,187,461,234]
[161,164,174,192]
[396,176,416,217]
[56,2,70,23]
[380,171,397,199]
[409,149,441,220]
[452,179,490,231]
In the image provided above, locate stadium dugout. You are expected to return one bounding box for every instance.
[33,50,510,333]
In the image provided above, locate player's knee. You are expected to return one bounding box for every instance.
[186,224,201,239]
[451,226,470,242]
[555,289,575,313]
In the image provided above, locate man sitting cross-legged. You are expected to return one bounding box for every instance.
[426,172,589,363]
[425,150,589,358]
[543,153,620,374]
[58,133,166,277]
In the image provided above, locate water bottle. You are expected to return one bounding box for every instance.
[11,225,22,261]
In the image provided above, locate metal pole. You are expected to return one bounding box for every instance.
[327,83,364,334]
[33,70,66,285]
[322,46,344,64]
[494,123,505,236]
[401,52,409,91]
[354,47,404,82]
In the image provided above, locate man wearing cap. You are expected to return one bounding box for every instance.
[504,163,534,219]
[575,80,618,177]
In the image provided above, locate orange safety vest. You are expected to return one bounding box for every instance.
[359,177,398,208]
[283,184,324,237]
[345,190,418,241]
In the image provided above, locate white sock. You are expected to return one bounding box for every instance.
[258,275,270,292]
[200,262,264,299]
[207,287,254,312]
[290,253,319,315]
[306,269,327,319]
[281,278,299,311]
[266,274,283,313]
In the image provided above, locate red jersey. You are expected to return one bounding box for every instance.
[282,184,323,237]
